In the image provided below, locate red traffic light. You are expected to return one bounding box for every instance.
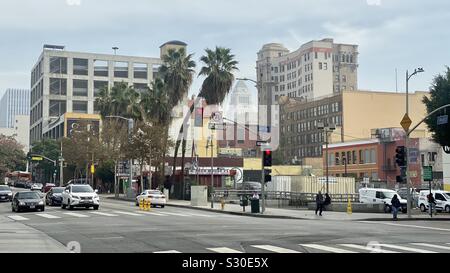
[265,150,271,155]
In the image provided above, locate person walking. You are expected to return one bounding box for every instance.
[428,193,437,216]
[315,191,324,216]
[391,194,401,221]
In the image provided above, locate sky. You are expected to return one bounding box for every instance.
[0,0,449,101]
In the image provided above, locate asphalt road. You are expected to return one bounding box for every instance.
[1,188,450,253]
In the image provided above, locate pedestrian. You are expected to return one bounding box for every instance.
[252,191,260,200]
[324,193,331,210]
[315,191,324,216]
[391,194,401,220]
[428,193,437,215]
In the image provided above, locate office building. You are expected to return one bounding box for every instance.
[0,88,30,128]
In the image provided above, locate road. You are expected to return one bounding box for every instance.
[1,188,450,253]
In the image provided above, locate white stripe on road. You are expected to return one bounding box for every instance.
[411,243,450,251]
[339,244,399,253]
[136,211,168,216]
[183,213,214,218]
[207,247,243,253]
[359,221,450,232]
[63,212,90,218]
[154,250,182,253]
[35,213,61,219]
[373,244,436,253]
[113,211,143,216]
[89,212,118,217]
[300,244,357,253]
[7,215,29,221]
[158,212,190,217]
[252,245,301,253]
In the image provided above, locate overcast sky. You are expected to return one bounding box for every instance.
[0,0,449,101]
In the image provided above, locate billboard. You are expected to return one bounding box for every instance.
[66,118,100,137]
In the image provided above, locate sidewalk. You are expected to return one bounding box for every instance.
[103,194,450,221]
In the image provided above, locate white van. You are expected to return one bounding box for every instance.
[359,188,407,213]
[418,190,450,213]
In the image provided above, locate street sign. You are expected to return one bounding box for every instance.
[444,146,450,154]
[437,115,448,125]
[31,156,43,161]
[208,122,225,130]
[90,164,95,174]
[400,113,412,131]
[256,141,269,146]
[211,112,223,123]
[408,148,419,163]
[423,166,433,181]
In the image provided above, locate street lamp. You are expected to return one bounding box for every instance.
[405,67,424,218]
[318,121,336,194]
[112,47,119,55]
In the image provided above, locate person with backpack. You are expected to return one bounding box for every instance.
[391,194,401,220]
[315,191,324,216]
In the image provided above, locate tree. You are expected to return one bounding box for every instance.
[423,67,450,146]
[0,134,26,181]
[31,138,60,183]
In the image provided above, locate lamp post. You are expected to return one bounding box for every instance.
[405,67,424,218]
[318,122,335,194]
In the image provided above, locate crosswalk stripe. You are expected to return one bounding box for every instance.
[136,211,168,216]
[252,245,301,253]
[207,247,243,253]
[113,211,142,216]
[158,212,190,217]
[63,212,90,218]
[183,213,214,217]
[35,213,61,219]
[7,215,29,221]
[411,243,450,251]
[154,250,181,253]
[374,244,436,253]
[300,244,357,253]
[89,212,118,217]
[339,244,398,253]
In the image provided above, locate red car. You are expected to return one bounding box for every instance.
[43,183,56,193]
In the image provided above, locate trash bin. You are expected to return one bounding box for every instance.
[250,198,260,213]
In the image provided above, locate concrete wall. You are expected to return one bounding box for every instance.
[190,186,208,206]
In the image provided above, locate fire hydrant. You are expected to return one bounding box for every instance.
[139,199,144,210]
[220,198,225,210]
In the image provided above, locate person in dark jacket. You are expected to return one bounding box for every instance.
[324,193,331,207]
[391,194,401,220]
[428,193,437,215]
[315,191,324,216]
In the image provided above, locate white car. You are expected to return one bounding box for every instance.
[135,190,166,208]
[359,188,407,213]
[418,190,450,213]
[31,183,43,191]
[61,184,100,210]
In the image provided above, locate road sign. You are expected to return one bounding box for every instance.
[90,164,95,174]
[444,146,450,154]
[208,122,225,130]
[400,114,412,131]
[31,156,43,161]
[437,115,448,125]
[256,141,269,146]
[211,112,223,123]
[423,166,433,181]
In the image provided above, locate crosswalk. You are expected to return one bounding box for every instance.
[153,242,450,253]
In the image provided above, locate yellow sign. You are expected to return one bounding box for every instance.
[90,164,95,174]
[400,113,412,131]
[32,157,43,161]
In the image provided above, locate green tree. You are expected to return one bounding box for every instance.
[31,138,60,183]
[423,67,450,146]
[0,135,26,181]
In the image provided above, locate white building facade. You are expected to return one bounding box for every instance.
[0,88,30,128]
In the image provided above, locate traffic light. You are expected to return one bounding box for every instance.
[263,150,272,167]
[396,167,407,184]
[395,146,407,167]
[264,169,271,183]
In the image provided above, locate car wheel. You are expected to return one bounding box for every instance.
[62,202,66,209]
[69,204,73,210]
[160,205,165,208]
[41,207,45,212]
[11,205,15,212]
[420,204,426,212]
[384,205,391,213]
[93,206,99,210]
[446,206,450,213]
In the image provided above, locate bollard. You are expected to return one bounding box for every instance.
[139,199,144,210]
[347,197,352,214]
[221,198,225,211]
[147,198,152,211]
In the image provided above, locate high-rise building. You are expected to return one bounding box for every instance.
[29,42,185,144]
[0,88,30,128]
[256,38,358,107]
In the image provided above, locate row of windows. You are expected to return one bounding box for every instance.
[327,149,377,166]
[30,101,42,125]
[333,53,356,64]
[281,116,342,134]
[282,103,340,121]
[31,81,43,106]
[284,145,322,158]
[48,100,91,116]
[285,132,325,145]
[48,79,150,97]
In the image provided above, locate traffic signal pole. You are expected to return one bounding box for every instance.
[261,150,265,214]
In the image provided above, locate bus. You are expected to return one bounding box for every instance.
[7,171,32,188]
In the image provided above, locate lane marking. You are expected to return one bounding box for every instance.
[7,215,29,221]
[411,243,450,251]
[183,213,214,218]
[63,212,90,218]
[300,244,357,253]
[339,244,398,253]
[374,244,436,253]
[89,212,119,217]
[157,212,190,217]
[207,247,244,253]
[35,213,61,219]
[154,250,181,253]
[92,236,124,240]
[113,211,143,216]
[252,245,301,253]
[359,221,450,232]
[136,211,168,216]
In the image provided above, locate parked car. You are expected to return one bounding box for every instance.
[43,183,56,193]
[418,190,450,213]
[45,187,65,206]
[396,187,419,206]
[0,185,13,202]
[66,178,90,186]
[13,180,26,188]
[61,184,99,210]
[359,188,407,213]
[31,183,44,191]
[135,190,166,208]
[11,191,45,212]
[24,181,32,189]
[236,181,262,191]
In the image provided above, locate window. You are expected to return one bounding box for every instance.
[49,78,67,95]
[94,60,108,77]
[133,83,148,93]
[49,100,66,117]
[72,101,88,113]
[323,63,328,70]
[94,81,108,97]
[319,62,322,70]
[335,152,340,165]
[370,149,376,164]
[114,61,128,78]
[49,57,67,74]
[359,150,364,164]
[133,63,148,79]
[435,193,446,201]
[352,151,357,164]
[315,52,318,59]
[73,58,88,75]
[73,80,88,97]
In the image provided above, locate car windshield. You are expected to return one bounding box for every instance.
[383,192,396,199]
[52,188,64,193]
[0,186,10,191]
[443,193,450,200]
[72,185,94,193]
[34,184,43,187]
[147,191,162,195]
[17,192,40,199]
